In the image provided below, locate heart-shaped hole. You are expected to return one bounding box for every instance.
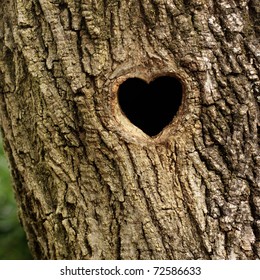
[118,76,183,137]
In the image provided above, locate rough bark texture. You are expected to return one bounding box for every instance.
[0,0,259,259]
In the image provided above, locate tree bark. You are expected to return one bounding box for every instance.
[0,0,259,259]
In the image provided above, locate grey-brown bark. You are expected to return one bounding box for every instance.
[0,0,259,259]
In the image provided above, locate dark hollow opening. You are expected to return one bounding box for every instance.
[118,76,183,137]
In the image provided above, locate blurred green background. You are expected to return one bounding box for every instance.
[0,134,32,259]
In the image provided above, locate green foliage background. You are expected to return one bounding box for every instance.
[0,135,32,259]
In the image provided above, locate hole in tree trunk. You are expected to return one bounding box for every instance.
[117,76,183,137]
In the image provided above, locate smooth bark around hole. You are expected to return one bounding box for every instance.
[118,76,183,136]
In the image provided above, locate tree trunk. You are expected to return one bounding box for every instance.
[0,0,259,260]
